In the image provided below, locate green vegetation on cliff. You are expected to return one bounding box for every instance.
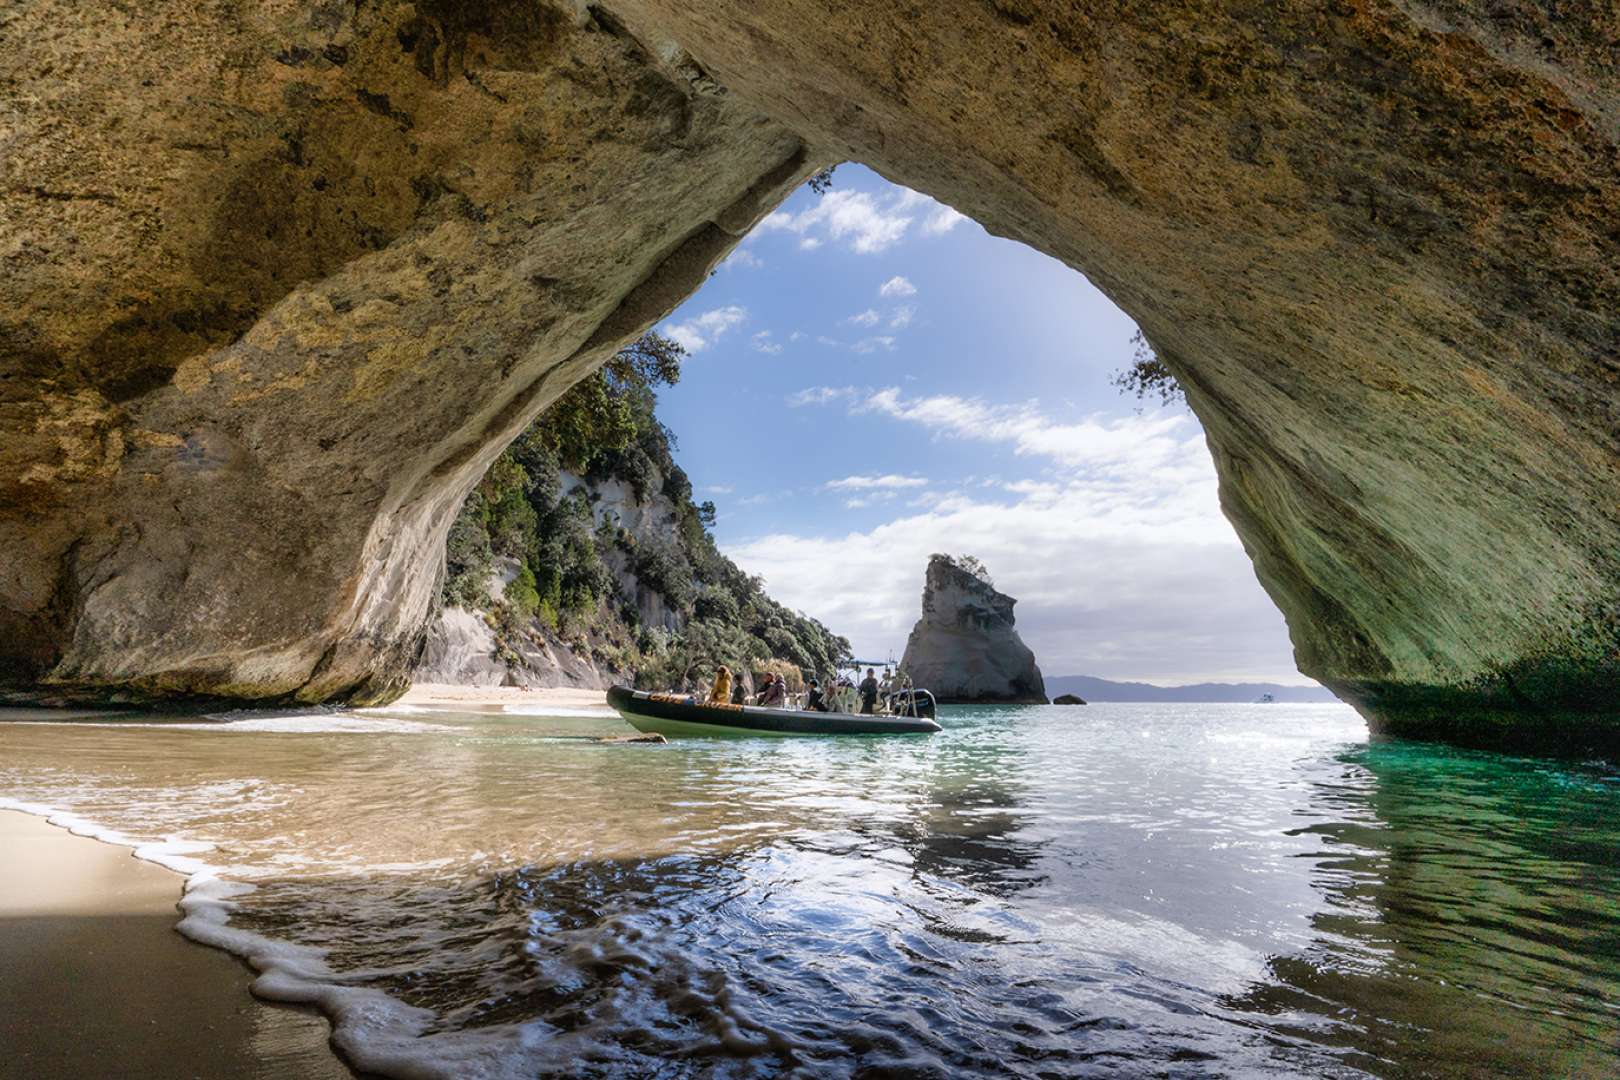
[442,333,851,689]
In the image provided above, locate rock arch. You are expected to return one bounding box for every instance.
[3,1,1616,751]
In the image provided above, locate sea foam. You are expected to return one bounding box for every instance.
[0,798,649,1080]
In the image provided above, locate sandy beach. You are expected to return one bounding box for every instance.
[0,685,609,1079]
[391,682,611,711]
[0,810,355,1080]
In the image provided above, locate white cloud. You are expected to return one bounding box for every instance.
[757,187,964,254]
[848,386,1201,478]
[722,248,764,271]
[724,476,1299,684]
[852,336,897,354]
[922,204,966,236]
[823,474,929,491]
[879,275,917,298]
[703,483,735,495]
[663,305,747,353]
[750,330,783,355]
[786,385,857,407]
[789,331,806,342]
[815,335,842,347]
[847,308,881,328]
[888,305,914,329]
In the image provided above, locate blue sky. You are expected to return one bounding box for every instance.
[652,165,1308,685]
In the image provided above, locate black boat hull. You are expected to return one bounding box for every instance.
[606,686,942,738]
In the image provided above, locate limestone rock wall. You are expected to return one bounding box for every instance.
[1,0,810,704]
[901,557,1047,705]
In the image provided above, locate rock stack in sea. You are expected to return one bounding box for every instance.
[900,556,1048,704]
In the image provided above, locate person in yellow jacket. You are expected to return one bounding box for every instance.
[708,664,733,705]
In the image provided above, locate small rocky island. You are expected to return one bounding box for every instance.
[900,555,1048,704]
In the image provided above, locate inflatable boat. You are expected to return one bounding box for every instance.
[607,685,942,738]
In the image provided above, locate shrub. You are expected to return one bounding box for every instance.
[442,509,493,607]
[505,564,541,617]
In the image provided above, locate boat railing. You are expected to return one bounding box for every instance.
[886,687,936,718]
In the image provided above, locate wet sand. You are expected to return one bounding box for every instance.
[0,810,355,1080]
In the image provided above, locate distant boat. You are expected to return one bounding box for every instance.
[1256,692,1276,704]
[607,685,941,738]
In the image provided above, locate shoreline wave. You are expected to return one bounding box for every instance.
[0,798,560,1080]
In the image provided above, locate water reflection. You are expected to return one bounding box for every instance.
[1228,741,1620,1077]
[899,726,1049,900]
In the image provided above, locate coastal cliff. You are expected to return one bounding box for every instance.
[416,353,849,693]
[901,556,1047,705]
[4,1,1618,751]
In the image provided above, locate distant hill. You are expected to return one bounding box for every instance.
[1045,675,1339,704]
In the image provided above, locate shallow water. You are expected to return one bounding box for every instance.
[2,702,1617,1078]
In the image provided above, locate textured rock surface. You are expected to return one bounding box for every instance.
[901,557,1047,705]
[1,0,809,704]
[4,1,1618,749]
[415,605,623,689]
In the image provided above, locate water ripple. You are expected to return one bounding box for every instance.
[2,702,1617,1077]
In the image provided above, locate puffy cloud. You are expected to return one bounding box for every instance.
[758,188,966,254]
[888,306,914,329]
[663,305,747,352]
[922,204,966,236]
[847,308,881,327]
[750,330,783,355]
[824,474,929,491]
[724,478,1300,684]
[880,275,918,297]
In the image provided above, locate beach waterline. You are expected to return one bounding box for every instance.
[2,700,1617,1078]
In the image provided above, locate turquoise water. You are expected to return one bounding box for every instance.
[1,701,1617,1077]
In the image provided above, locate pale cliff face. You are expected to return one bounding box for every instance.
[416,465,691,687]
[901,559,1047,704]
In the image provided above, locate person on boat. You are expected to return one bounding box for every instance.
[804,678,829,712]
[758,674,787,708]
[859,668,880,714]
[708,664,732,705]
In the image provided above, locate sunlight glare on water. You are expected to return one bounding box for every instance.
[3,702,1618,1078]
